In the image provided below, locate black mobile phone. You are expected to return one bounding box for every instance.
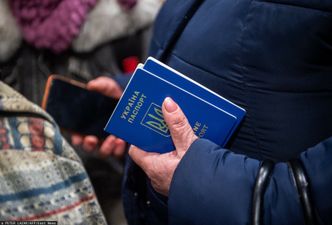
[42,75,118,138]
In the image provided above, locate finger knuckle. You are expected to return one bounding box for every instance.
[171,114,187,129]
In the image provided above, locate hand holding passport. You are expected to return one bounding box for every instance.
[128,96,199,196]
[105,57,246,153]
[42,57,245,154]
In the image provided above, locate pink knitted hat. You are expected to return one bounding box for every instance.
[10,0,98,53]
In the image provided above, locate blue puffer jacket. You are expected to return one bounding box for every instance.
[122,0,332,224]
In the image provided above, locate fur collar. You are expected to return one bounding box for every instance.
[72,0,162,52]
[0,0,22,63]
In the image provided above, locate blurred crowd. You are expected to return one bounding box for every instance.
[0,0,163,224]
[0,0,162,103]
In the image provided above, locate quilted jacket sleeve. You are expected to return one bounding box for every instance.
[168,138,332,225]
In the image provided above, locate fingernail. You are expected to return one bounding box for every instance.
[164,97,178,113]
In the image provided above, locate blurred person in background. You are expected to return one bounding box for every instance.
[80,0,332,225]
[0,78,107,225]
[0,0,162,224]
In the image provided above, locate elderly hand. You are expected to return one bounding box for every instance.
[71,76,126,158]
[129,97,198,196]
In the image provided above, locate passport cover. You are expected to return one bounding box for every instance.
[143,57,246,143]
[104,67,238,153]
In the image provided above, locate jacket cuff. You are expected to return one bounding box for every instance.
[168,138,259,225]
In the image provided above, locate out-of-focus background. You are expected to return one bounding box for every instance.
[0,0,164,224]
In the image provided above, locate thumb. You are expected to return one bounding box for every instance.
[162,97,197,156]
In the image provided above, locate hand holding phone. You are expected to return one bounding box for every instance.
[43,75,127,157]
[42,75,119,139]
[82,77,127,157]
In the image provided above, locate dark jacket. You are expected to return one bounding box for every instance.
[122,0,332,224]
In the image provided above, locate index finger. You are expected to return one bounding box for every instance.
[87,77,122,98]
[87,78,109,94]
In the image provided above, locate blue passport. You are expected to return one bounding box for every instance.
[143,57,246,144]
[104,59,245,153]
